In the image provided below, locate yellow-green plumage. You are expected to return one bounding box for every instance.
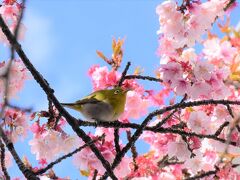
[61,87,128,122]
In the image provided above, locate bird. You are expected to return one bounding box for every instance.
[61,87,129,122]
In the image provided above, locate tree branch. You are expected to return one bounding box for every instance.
[0,139,10,180]
[124,75,163,83]
[0,127,38,179]
[117,61,131,86]
[0,14,117,180]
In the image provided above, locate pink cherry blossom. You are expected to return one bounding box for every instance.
[122,91,150,120]
[0,2,26,44]
[167,137,191,161]
[193,61,214,81]
[29,130,77,161]
[73,137,131,178]
[217,163,240,179]
[181,48,197,63]
[171,78,190,96]
[0,59,30,99]
[188,81,212,99]
[184,151,204,174]
[128,154,159,178]
[4,107,29,142]
[203,37,237,64]
[156,0,228,55]
[142,130,176,157]
[187,111,212,134]
[160,61,183,83]
[95,127,115,142]
[88,65,120,90]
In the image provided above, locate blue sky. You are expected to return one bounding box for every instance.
[3,0,240,179]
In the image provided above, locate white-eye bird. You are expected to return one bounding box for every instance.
[61,87,128,122]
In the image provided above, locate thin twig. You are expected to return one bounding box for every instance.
[185,169,218,180]
[154,94,186,129]
[124,75,163,83]
[214,121,230,136]
[181,136,195,158]
[226,104,234,118]
[117,62,131,86]
[7,103,32,112]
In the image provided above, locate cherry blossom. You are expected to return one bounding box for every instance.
[0,59,30,99]
[121,91,151,120]
[167,137,191,161]
[88,65,120,90]
[187,111,212,134]
[29,130,77,161]
[73,136,131,178]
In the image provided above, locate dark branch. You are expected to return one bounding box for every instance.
[78,119,237,146]
[224,0,236,11]
[126,131,138,171]
[114,128,121,154]
[0,13,117,180]
[214,121,230,136]
[124,75,163,83]
[226,104,234,118]
[117,62,131,86]
[92,169,98,180]
[0,127,38,179]
[0,139,10,180]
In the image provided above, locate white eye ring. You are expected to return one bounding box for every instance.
[114,90,120,94]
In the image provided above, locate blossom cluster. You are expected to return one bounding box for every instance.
[0,0,25,44]
[0,59,30,98]
[156,0,228,57]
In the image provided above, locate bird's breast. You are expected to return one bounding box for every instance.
[80,101,115,122]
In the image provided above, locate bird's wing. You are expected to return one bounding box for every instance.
[75,90,107,105]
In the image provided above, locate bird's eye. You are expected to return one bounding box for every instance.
[114,90,120,94]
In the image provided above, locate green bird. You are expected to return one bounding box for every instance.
[61,87,129,122]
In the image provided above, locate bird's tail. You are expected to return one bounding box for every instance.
[61,103,80,111]
[61,103,76,106]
